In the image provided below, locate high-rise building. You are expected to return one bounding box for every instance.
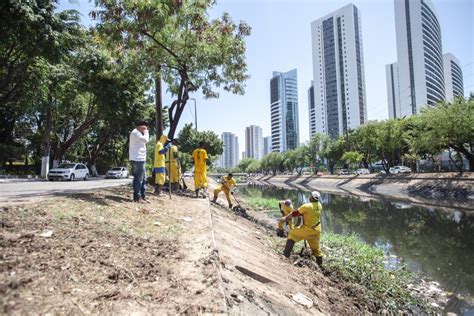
[311,4,367,138]
[386,62,402,119]
[270,69,300,152]
[242,151,246,160]
[443,53,464,101]
[391,0,445,117]
[263,136,271,157]
[245,125,263,160]
[308,81,317,139]
[220,132,239,169]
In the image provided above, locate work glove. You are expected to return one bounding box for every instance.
[164,142,172,149]
[276,228,284,238]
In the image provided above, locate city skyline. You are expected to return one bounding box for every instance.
[58,0,473,155]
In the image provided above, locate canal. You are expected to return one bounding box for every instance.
[238,184,474,314]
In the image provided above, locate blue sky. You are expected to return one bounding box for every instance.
[59,0,473,155]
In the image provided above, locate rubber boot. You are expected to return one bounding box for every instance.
[228,203,233,209]
[316,256,323,267]
[283,239,295,258]
[154,185,162,196]
[195,189,199,198]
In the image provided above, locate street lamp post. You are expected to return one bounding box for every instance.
[189,98,197,130]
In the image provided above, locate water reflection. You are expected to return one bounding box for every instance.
[239,185,474,298]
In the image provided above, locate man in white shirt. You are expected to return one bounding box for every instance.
[129,121,149,202]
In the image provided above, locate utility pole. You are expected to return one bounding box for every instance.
[155,68,163,137]
[189,98,197,130]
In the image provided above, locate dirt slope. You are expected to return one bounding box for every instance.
[1,180,371,315]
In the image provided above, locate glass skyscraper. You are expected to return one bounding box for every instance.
[311,4,367,139]
[270,69,300,152]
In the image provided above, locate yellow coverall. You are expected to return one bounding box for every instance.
[278,201,294,231]
[153,135,170,185]
[287,201,323,257]
[213,176,237,205]
[192,147,208,190]
[165,145,181,184]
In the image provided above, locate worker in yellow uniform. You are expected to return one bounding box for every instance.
[165,139,181,192]
[279,191,324,267]
[192,141,208,198]
[212,173,237,208]
[276,199,294,237]
[153,135,172,196]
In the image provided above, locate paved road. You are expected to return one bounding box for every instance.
[0,177,132,205]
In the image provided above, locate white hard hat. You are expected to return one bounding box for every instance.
[284,199,292,206]
[311,191,321,201]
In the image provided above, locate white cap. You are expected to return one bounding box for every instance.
[311,191,321,201]
[284,199,292,206]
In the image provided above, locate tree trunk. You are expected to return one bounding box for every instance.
[89,163,98,177]
[155,70,163,137]
[40,97,53,178]
[450,143,473,172]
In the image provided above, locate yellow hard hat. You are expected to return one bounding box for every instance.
[159,135,170,143]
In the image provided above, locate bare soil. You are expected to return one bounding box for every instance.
[1,179,394,315]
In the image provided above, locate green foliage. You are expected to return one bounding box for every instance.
[237,158,257,173]
[177,123,223,172]
[93,0,251,138]
[245,196,280,211]
[322,233,427,312]
[246,160,261,174]
[260,152,284,175]
[341,151,364,170]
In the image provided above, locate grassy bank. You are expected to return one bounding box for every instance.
[239,194,433,313]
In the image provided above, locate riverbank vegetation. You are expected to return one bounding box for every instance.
[241,194,438,313]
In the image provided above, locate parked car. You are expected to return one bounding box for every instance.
[354,168,370,175]
[183,172,193,178]
[389,165,411,174]
[338,169,349,175]
[48,163,89,181]
[106,167,129,179]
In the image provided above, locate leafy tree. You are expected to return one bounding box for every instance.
[246,160,261,174]
[0,2,82,167]
[321,137,346,174]
[237,158,257,173]
[293,145,310,175]
[341,151,364,172]
[261,152,284,175]
[93,0,251,139]
[350,122,379,169]
[420,97,474,172]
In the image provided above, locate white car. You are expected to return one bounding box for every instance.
[389,166,411,174]
[338,169,349,175]
[48,163,89,181]
[106,167,129,179]
[354,168,370,175]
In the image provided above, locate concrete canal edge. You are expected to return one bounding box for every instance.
[249,173,474,211]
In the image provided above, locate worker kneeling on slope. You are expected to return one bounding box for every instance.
[276,199,294,237]
[279,191,324,267]
[212,173,237,209]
